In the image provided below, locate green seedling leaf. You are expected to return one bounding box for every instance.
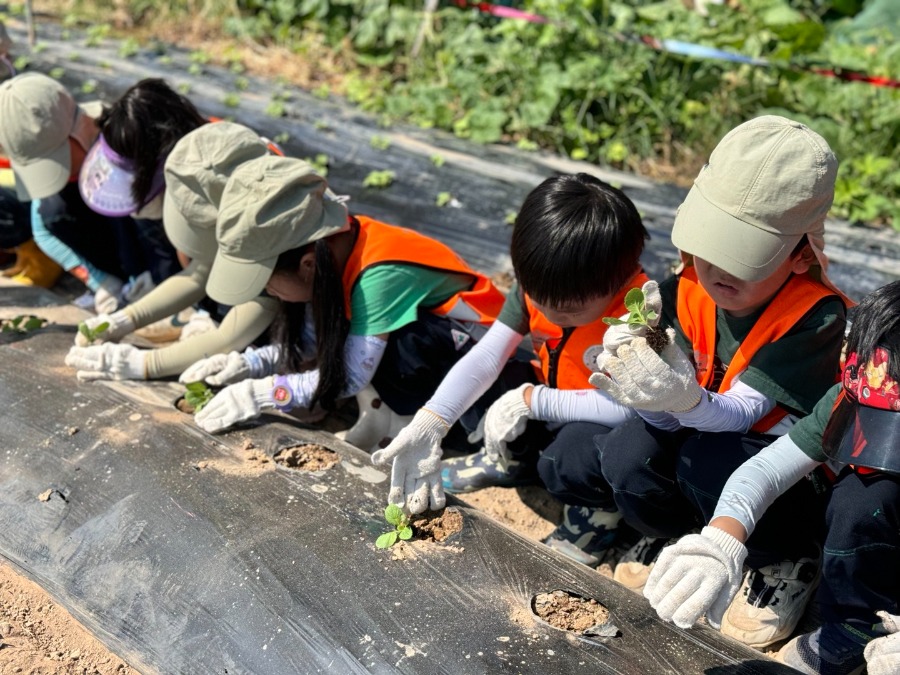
[265,100,286,118]
[623,288,645,314]
[78,320,109,344]
[273,132,290,145]
[384,504,404,526]
[49,67,66,80]
[602,317,627,326]
[223,93,241,108]
[22,316,46,331]
[504,210,518,225]
[430,154,445,168]
[375,531,398,549]
[398,525,413,540]
[363,170,395,189]
[370,135,391,151]
[436,191,452,207]
[184,381,215,413]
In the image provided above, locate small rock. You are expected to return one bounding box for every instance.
[0,621,11,636]
[70,649,81,659]
[67,427,79,436]
[38,489,53,502]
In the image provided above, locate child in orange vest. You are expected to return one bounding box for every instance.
[591,116,851,650]
[373,173,652,551]
[170,156,506,454]
[641,280,900,675]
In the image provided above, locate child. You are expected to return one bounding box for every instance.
[641,280,900,675]
[0,73,178,310]
[374,173,650,541]
[590,116,851,649]
[184,155,506,468]
[65,122,280,380]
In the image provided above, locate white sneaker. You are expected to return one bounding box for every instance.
[612,535,674,594]
[720,554,821,649]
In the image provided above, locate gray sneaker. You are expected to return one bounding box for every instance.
[542,504,622,567]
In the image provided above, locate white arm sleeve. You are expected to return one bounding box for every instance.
[529,385,635,427]
[280,334,387,410]
[672,379,776,433]
[245,310,317,377]
[713,435,822,537]
[637,409,684,432]
[423,321,524,424]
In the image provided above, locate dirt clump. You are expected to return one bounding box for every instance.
[174,397,194,414]
[411,508,463,542]
[274,444,340,472]
[533,590,610,634]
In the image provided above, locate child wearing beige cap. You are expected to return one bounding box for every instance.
[65,121,280,381]
[182,155,506,501]
[583,116,852,649]
[0,72,178,310]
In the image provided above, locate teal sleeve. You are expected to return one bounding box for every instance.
[787,384,841,462]
[348,265,473,336]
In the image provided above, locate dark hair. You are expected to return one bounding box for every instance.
[270,228,353,411]
[510,173,648,307]
[845,280,900,380]
[97,78,206,206]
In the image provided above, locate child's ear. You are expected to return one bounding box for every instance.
[790,244,816,275]
[298,251,316,280]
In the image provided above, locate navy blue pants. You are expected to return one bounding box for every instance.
[0,186,31,249]
[580,416,826,567]
[818,467,900,630]
[536,422,616,508]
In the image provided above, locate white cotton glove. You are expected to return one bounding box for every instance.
[602,280,662,357]
[194,377,275,433]
[93,275,124,314]
[590,330,703,413]
[65,343,147,381]
[179,351,251,386]
[467,383,532,464]
[643,526,748,630]
[866,611,900,675]
[371,409,449,515]
[122,270,155,303]
[74,310,135,347]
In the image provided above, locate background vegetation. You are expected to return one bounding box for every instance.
[34,0,900,227]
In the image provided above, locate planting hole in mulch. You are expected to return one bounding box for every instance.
[411,508,463,542]
[532,590,618,637]
[274,444,340,472]
[174,397,195,414]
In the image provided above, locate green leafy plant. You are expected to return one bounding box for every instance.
[80,79,98,94]
[265,99,286,118]
[223,93,241,108]
[312,84,330,99]
[430,153,445,168]
[1,315,47,334]
[184,381,215,413]
[48,67,66,80]
[375,504,413,549]
[77,320,109,344]
[370,134,391,150]
[234,76,250,91]
[363,169,395,189]
[118,37,140,58]
[177,82,192,95]
[602,288,668,353]
[504,210,518,226]
[435,191,452,207]
[273,131,291,145]
[305,153,330,177]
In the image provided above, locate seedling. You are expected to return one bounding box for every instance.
[1,315,47,334]
[223,93,241,108]
[80,79,98,94]
[304,154,330,177]
[435,191,452,207]
[49,67,66,80]
[312,84,330,100]
[363,170,395,189]
[184,381,215,413]
[265,100,286,118]
[234,76,249,91]
[430,153,445,168]
[77,320,109,344]
[118,37,140,58]
[370,135,391,151]
[602,287,669,353]
[375,504,413,549]
[273,131,291,145]
[504,210,518,225]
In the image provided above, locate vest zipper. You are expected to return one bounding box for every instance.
[547,327,575,389]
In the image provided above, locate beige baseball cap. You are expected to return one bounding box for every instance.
[207,155,350,306]
[162,122,270,262]
[0,73,101,200]
[672,115,838,282]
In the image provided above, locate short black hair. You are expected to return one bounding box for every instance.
[510,173,648,307]
[98,78,206,207]
[846,279,900,381]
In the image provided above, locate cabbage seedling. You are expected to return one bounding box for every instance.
[77,320,109,344]
[184,381,215,413]
[375,504,413,549]
[602,287,669,353]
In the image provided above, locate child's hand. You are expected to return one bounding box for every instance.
[590,330,702,412]
[467,383,532,465]
[194,377,275,432]
[180,351,252,386]
[644,526,747,629]
[602,280,661,357]
[65,343,146,381]
[866,611,900,675]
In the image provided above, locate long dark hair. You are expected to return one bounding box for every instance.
[97,78,206,206]
[511,173,648,307]
[845,280,900,380]
[270,226,354,411]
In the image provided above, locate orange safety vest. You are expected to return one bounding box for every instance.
[341,216,505,326]
[525,270,650,390]
[676,267,843,433]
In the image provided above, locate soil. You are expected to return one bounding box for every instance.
[273,444,340,472]
[0,561,135,675]
[173,397,194,415]
[410,508,463,543]
[532,590,610,634]
[457,486,563,542]
[645,326,670,354]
